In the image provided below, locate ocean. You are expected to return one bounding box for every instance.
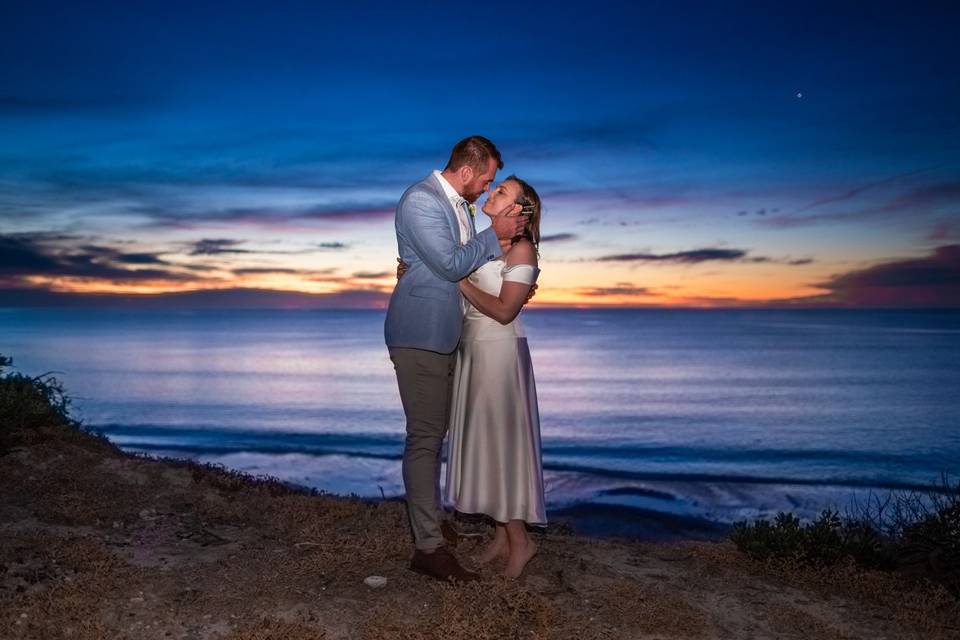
[3,307,958,537]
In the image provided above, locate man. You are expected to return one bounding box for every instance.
[384,136,528,582]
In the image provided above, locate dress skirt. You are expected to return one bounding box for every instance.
[444,333,547,526]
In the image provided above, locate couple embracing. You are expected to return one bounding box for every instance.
[384,136,545,582]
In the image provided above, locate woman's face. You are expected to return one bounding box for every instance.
[481,179,522,218]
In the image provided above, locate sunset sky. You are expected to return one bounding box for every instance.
[2,1,958,308]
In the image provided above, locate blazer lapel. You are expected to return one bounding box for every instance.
[425,173,464,243]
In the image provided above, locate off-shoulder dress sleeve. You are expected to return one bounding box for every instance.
[501,263,540,285]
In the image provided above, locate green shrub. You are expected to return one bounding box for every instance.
[898,497,960,596]
[731,512,805,562]
[731,509,893,569]
[0,353,79,452]
[733,480,959,597]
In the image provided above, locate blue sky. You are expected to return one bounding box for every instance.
[2,0,958,307]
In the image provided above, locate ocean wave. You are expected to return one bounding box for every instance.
[94,423,951,494]
[95,423,948,469]
[543,462,947,493]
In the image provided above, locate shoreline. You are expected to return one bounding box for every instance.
[100,435,956,537]
[120,443,739,543]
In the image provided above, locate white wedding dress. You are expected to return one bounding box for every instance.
[444,259,547,525]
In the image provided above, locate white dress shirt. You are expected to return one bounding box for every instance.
[433,170,473,244]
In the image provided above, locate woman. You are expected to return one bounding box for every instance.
[444,175,545,579]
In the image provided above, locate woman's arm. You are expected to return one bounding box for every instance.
[458,241,538,325]
[459,278,532,325]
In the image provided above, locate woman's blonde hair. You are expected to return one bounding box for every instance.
[505,175,541,249]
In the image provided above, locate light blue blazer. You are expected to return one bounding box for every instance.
[384,173,501,353]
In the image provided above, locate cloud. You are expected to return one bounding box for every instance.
[796,244,960,307]
[186,238,342,257]
[540,233,577,243]
[794,166,940,213]
[231,266,340,278]
[929,220,960,242]
[114,252,170,265]
[181,263,221,272]
[352,271,391,279]
[189,239,252,256]
[0,233,201,284]
[760,179,960,229]
[735,207,780,218]
[594,247,813,266]
[579,285,652,297]
[0,286,390,309]
[140,202,395,231]
[231,267,301,276]
[298,206,395,223]
[0,234,62,273]
[597,248,748,263]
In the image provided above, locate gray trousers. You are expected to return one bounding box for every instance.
[388,346,456,551]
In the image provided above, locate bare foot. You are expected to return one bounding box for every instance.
[476,537,509,565]
[503,539,538,578]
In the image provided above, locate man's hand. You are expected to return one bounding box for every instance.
[524,283,538,304]
[396,257,409,280]
[496,201,522,217]
[492,205,528,241]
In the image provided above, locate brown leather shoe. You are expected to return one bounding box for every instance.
[409,546,479,583]
[440,519,460,546]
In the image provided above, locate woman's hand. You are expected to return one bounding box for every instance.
[396,257,409,280]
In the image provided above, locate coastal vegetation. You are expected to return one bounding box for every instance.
[732,485,960,598]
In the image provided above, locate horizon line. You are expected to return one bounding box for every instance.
[2,285,958,311]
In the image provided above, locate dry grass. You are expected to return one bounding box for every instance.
[224,618,328,640]
[3,416,959,640]
[361,573,711,640]
[687,540,960,639]
[761,602,855,639]
[1,533,137,640]
[6,582,115,640]
[362,579,572,640]
[593,577,708,637]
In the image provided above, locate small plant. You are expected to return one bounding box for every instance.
[731,510,883,568]
[731,512,804,562]
[733,479,960,597]
[897,487,960,596]
[0,353,79,452]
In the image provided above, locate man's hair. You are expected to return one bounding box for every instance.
[444,135,503,173]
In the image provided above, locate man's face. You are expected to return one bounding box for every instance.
[461,157,499,203]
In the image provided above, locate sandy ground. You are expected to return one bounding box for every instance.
[2,421,958,640]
